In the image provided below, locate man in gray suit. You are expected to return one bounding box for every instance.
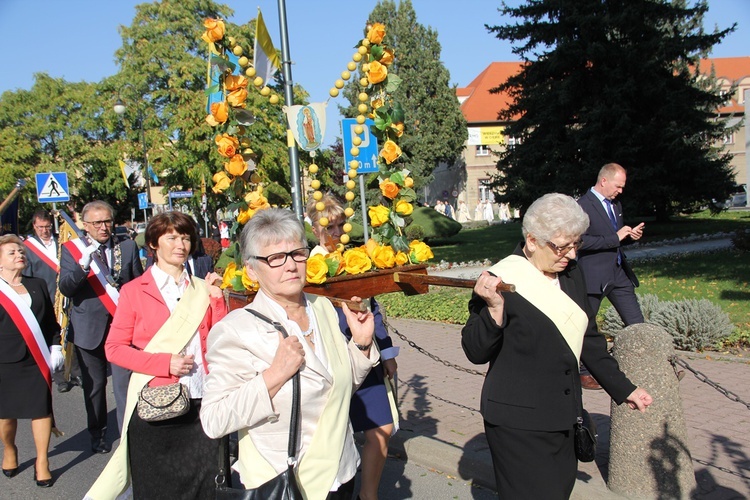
[59,201,143,453]
[23,209,83,393]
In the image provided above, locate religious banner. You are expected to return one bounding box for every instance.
[284,102,327,152]
[467,126,505,146]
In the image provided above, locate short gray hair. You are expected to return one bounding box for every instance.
[522,193,589,242]
[239,208,306,266]
[81,200,114,221]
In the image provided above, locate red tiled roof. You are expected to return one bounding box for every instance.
[459,57,749,123]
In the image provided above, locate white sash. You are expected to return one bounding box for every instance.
[489,254,588,364]
[0,279,52,371]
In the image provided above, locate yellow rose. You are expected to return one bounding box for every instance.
[224,74,248,92]
[244,189,270,210]
[206,101,228,126]
[366,23,386,44]
[220,262,237,289]
[306,254,328,284]
[343,247,372,275]
[202,18,225,44]
[380,140,402,164]
[380,48,394,66]
[225,154,247,176]
[215,134,239,158]
[236,207,255,225]
[368,205,390,228]
[367,60,388,85]
[380,179,400,199]
[325,251,345,276]
[240,267,259,291]
[404,177,414,188]
[395,199,413,216]
[226,88,248,107]
[395,251,409,266]
[371,244,396,269]
[391,122,405,137]
[212,171,231,193]
[409,240,434,263]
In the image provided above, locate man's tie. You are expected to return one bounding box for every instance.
[604,200,622,265]
[98,244,110,274]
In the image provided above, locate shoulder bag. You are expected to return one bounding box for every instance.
[214,308,303,500]
[573,372,598,462]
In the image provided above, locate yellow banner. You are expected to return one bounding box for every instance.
[467,126,505,145]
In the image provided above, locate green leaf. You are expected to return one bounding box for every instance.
[385,73,401,93]
[391,102,405,123]
[373,115,387,131]
[390,171,405,185]
[229,275,245,291]
[390,211,405,227]
[391,234,410,253]
[398,187,417,202]
[325,258,340,277]
[370,44,384,61]
[204,84,220,96]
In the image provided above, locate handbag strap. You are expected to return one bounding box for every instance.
[245,308,301,460]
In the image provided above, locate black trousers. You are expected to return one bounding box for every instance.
[587,265,644,326]
[75,343,109,437]
[485,421,576,500]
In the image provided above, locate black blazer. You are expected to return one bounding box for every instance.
[58,237,143,350]
[577,190,638,295]
[461,245,635,432]
[23,235,59,301]
[0,277,61,363]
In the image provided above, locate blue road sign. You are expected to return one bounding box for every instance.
[169,190,194,199]
[341,118,379,174]
[137,192,149,210]
[36,172,70,203]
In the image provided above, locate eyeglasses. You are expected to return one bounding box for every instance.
[546,239,582,256]
[250,247,310,268]
[84,219,114,228]
[34,225,53,230]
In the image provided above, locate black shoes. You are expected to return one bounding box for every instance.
[91,436,111,454]
[57,376,83,393]
[2,467,18,478]
[34,470,53,488]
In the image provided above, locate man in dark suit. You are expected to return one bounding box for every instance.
[577,163,645,388]
[59,201,143,453]
[23,209,83,393]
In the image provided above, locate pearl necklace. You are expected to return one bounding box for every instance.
[0,277,23,287]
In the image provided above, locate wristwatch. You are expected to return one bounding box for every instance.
[353,341,372,351]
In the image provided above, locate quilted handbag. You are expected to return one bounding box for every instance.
[574,409,598,462]
[137,382,190,422]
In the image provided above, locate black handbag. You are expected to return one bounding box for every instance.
[574,408,598,462]
[214,309,303,500]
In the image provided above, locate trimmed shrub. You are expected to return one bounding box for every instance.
[405,223,426,242]
[732,228,750,252]
[409,207,462,240]
[650,299,734,351]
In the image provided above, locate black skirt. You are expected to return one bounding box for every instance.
[0,350,52,419]
[128,399,220,500]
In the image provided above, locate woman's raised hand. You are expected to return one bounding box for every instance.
[342,296,375,350]
[263,332,305,398]
[169,353,195,377]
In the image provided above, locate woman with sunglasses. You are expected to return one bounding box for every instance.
[201,208,379,499]
[461,193,653,500]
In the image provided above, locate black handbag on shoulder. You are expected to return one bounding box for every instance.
[214,309,303,500]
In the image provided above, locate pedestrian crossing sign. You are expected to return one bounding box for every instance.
[36,172,70,203]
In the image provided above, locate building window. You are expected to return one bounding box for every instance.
[476,145,491,156]
[723,132,735,145]
[506,136,522,148]
[479,179,495,202]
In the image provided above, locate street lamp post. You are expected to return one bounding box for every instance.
[113,96,151,221]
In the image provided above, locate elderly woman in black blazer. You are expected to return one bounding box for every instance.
[461,193,652,500]
[0,235,62,488]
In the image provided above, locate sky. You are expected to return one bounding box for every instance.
[1,0,748,147]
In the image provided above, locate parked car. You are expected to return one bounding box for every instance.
[135,222,147,234]
[730,192,747,207]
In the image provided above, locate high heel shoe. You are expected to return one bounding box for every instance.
[33,470,53,488]
[2,445,18,478]
[2,467,18,478]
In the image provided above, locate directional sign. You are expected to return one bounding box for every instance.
[137,192,149,210]
[341,118,379,174]
[169,190,194,199]
[36,172,70,203]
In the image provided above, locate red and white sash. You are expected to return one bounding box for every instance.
[24,237,60,273]
[63,239,119,316]
[0,279,52,388]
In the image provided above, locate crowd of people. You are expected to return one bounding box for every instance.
[434,199,515,224]
[0,163,651,499]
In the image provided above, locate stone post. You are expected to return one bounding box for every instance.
[608,323,696,498]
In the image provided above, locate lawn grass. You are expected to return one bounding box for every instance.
[428,209,750,264]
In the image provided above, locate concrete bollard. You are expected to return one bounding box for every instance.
[607,323,696,499]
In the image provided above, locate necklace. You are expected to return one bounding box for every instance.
[0,277,23,287]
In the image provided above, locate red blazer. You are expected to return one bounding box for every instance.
[105,267,228,387]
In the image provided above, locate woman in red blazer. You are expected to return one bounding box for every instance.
[103,212,227,499]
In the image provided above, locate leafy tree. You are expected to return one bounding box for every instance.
[488,0,736,220]
[341,0,466,195]
[0,74,132,225]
